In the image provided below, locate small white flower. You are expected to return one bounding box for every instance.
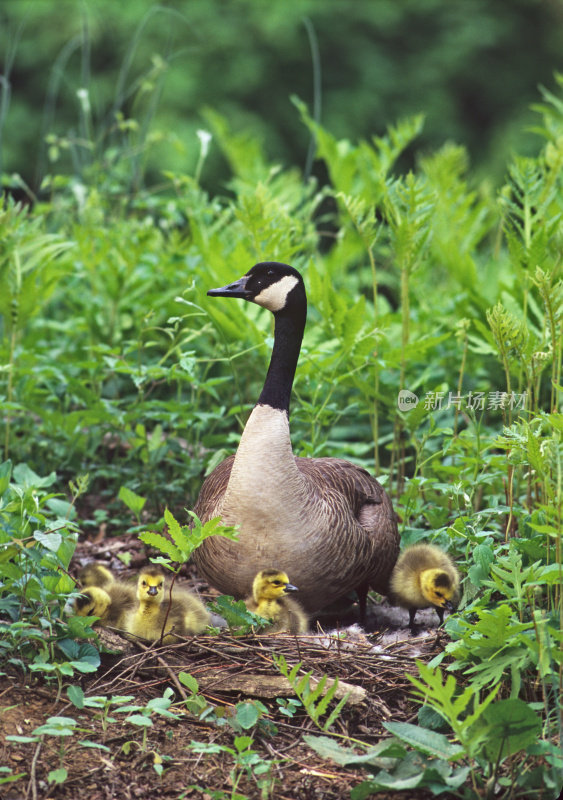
[197,129,212,159]
[76,88,90,115]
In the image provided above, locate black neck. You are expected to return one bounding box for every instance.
[257,302,306,413]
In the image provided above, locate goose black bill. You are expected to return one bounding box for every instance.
[207,275,250,298]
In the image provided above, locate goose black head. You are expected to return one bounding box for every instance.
[208,262,305,313]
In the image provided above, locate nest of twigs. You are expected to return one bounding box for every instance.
[89,623,445,745]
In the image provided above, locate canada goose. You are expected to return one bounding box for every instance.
[245,568,308,634]
[78,563,115,588]
[193,262,399,618]
[389,543,460,632]
[124,567,210,642]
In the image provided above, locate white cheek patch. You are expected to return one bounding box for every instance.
[253,275,299,311]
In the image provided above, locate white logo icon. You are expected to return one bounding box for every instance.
[398,390,419,411]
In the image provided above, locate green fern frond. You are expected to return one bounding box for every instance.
[273,654,349,732]
[384,172,435,274]
[486,303,528,363]
[139,510,238,567]
[138,531,183,562]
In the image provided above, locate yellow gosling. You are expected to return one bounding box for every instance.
[245,569,308,634]
[389,544,460,632]
[73,583,136,629]
[74,586,112,619]
[124,567,209,642]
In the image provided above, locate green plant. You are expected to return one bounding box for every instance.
[67,686,136,735]
[273,654,348,733]
[275,697,302,719]
[207,594,272,634]
[0,461,100,697]
[178,671,217,721]
[5,714,105,786]
[139,508,239,568]
[116,687,180,774]
[0,39,561,797]
[0,766,27,787]
[190,734,278,800]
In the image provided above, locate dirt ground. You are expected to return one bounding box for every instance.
[1,535,452,800]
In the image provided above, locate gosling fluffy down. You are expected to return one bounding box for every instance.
[124,566,210,642]
[75,562,136,628]
[245,569,308,634]
[73,583,136,629]
[389,544,460,631]
[78,563,115,588]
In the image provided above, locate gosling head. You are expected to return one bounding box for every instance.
[252,569,299,603]
[137,567,165,605]
[208,262,305,315]
[74,586,111,618]
[420,568,457,611]
[78,563,114,588]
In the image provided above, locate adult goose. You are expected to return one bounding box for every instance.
[192,262,399,617]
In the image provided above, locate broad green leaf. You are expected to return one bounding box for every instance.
[178,672,199,694]
[304,734,403,768]
[48,768,67,784]
[33,531,62,552]
[138,531,183,561]
[383,721,465,760]
[0,460,12,495]
[235,702,261,730]
[479,699,542,761]
[126,714,153,727]
[67,685,85,708]
[78,740,111,751]
[118,486,146,516]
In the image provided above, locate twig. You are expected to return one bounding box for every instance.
[25,739,41,800]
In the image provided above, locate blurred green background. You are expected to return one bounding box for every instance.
[1,0,562,194]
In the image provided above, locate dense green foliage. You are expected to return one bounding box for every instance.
[1,0,563,192]
[0,18,562,795]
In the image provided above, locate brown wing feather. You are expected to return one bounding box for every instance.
[294,457,399,595]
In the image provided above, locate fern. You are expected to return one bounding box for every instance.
[273,654,349,732]
[485,303,529,401]
[500,156,560,274]
[139,509,238,566]
[533,267,563,411]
